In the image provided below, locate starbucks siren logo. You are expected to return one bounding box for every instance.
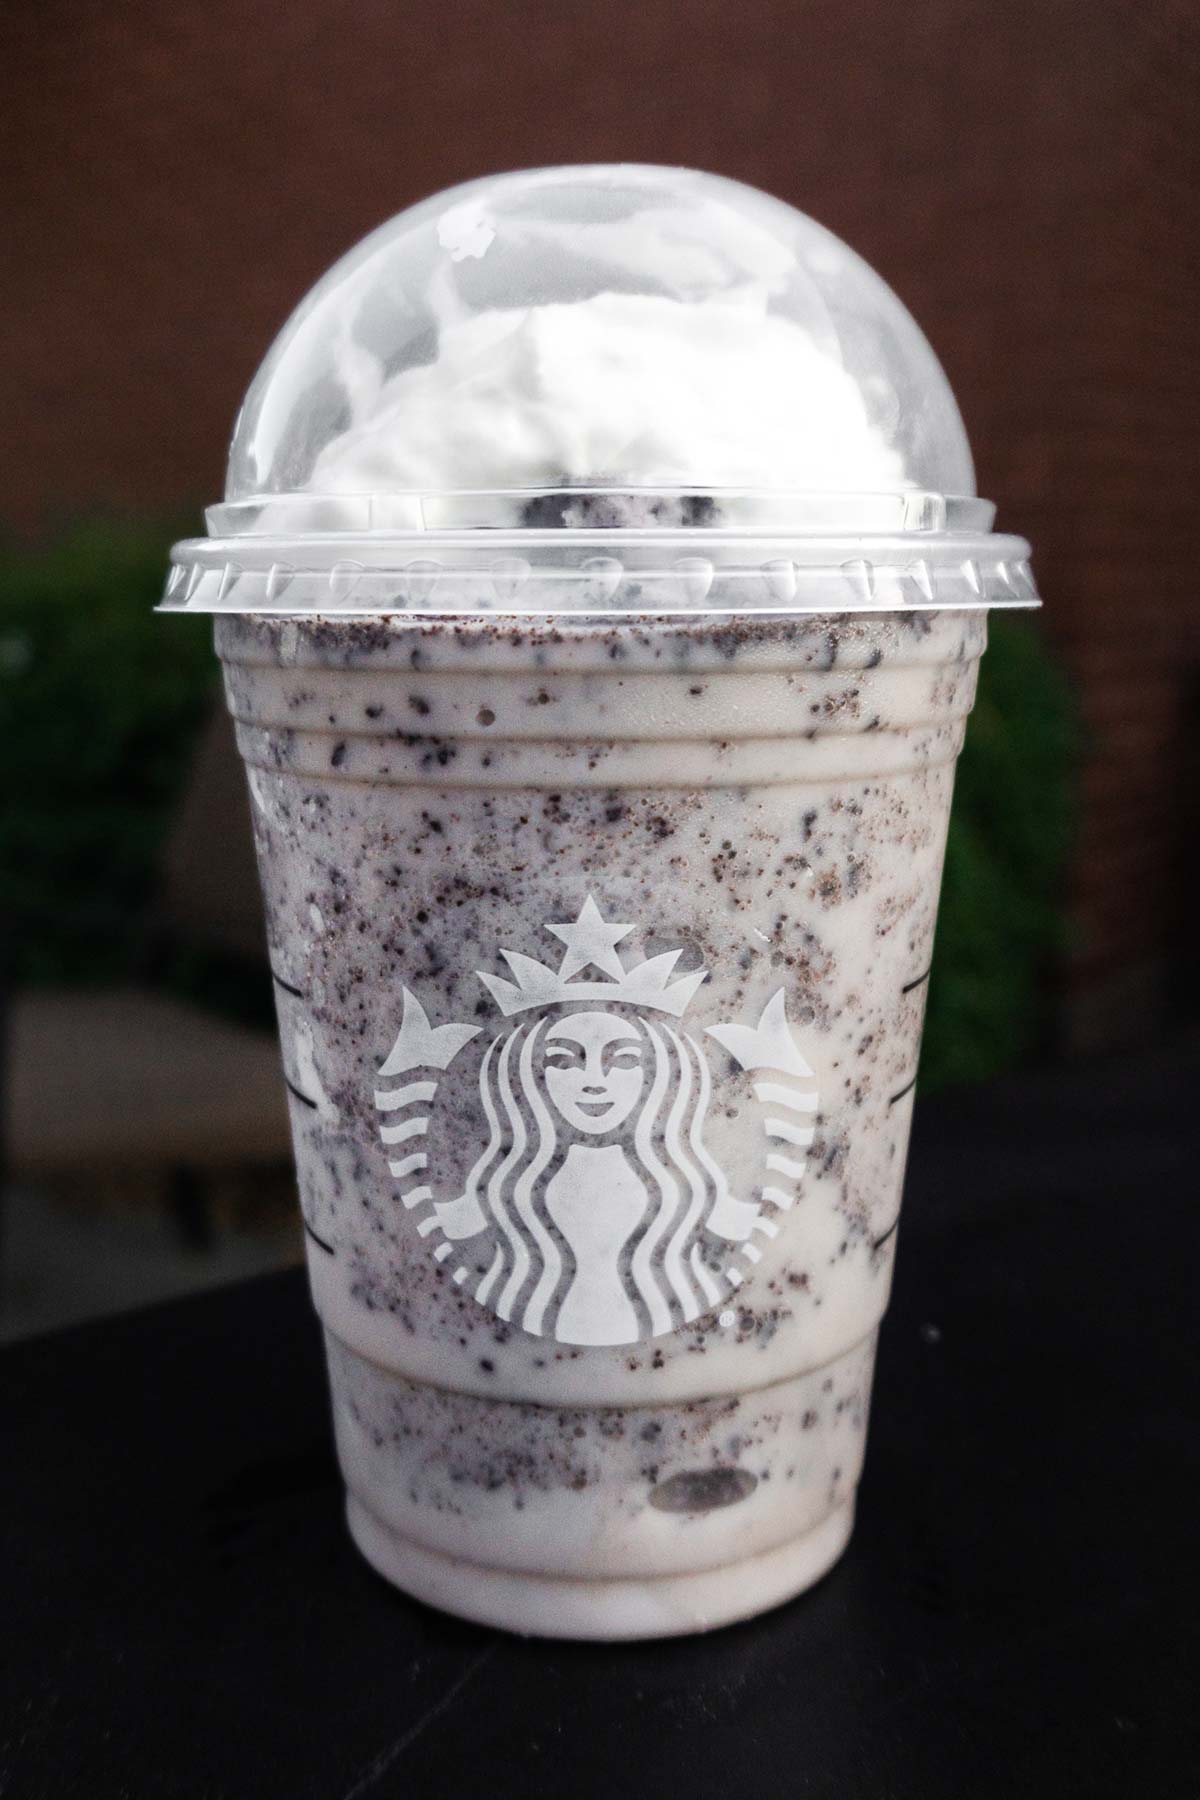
[373,897,818,1346]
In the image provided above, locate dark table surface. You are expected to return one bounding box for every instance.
[2,1040,1197,1800]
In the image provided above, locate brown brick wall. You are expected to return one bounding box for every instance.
[3,0,1198,1049]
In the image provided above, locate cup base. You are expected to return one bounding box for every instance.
[345,1490,855,1641]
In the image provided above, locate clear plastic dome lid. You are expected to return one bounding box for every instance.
[164,166,1040,614]
[221,163,979,529]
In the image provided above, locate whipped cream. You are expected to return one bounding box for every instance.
[304,291,908,500]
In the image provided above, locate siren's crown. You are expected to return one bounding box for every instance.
[477,896,707,1019]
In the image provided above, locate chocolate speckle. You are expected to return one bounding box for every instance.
[648,1468,758,1513]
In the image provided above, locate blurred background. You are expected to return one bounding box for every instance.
[1,0,1196,1339]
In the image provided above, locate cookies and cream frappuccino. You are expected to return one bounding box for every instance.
[163,165,1038,1636]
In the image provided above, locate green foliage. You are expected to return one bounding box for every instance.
[0,520,216,982]
[921,614,1077,1090]
[0,525,1075,1088]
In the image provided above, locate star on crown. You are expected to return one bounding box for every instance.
[477,896,708,1018]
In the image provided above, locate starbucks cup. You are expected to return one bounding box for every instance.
[162,166,1040,1639]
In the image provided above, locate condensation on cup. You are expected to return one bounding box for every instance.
[162,165,1041,1639]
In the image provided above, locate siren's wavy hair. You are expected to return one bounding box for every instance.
[458,1007,731,1341]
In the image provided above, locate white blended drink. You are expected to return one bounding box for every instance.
[163,167,1040,1638]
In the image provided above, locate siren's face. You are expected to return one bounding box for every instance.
[543,1012,646,1136]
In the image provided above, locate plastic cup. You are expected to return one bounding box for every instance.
[163,166,1039,1638]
